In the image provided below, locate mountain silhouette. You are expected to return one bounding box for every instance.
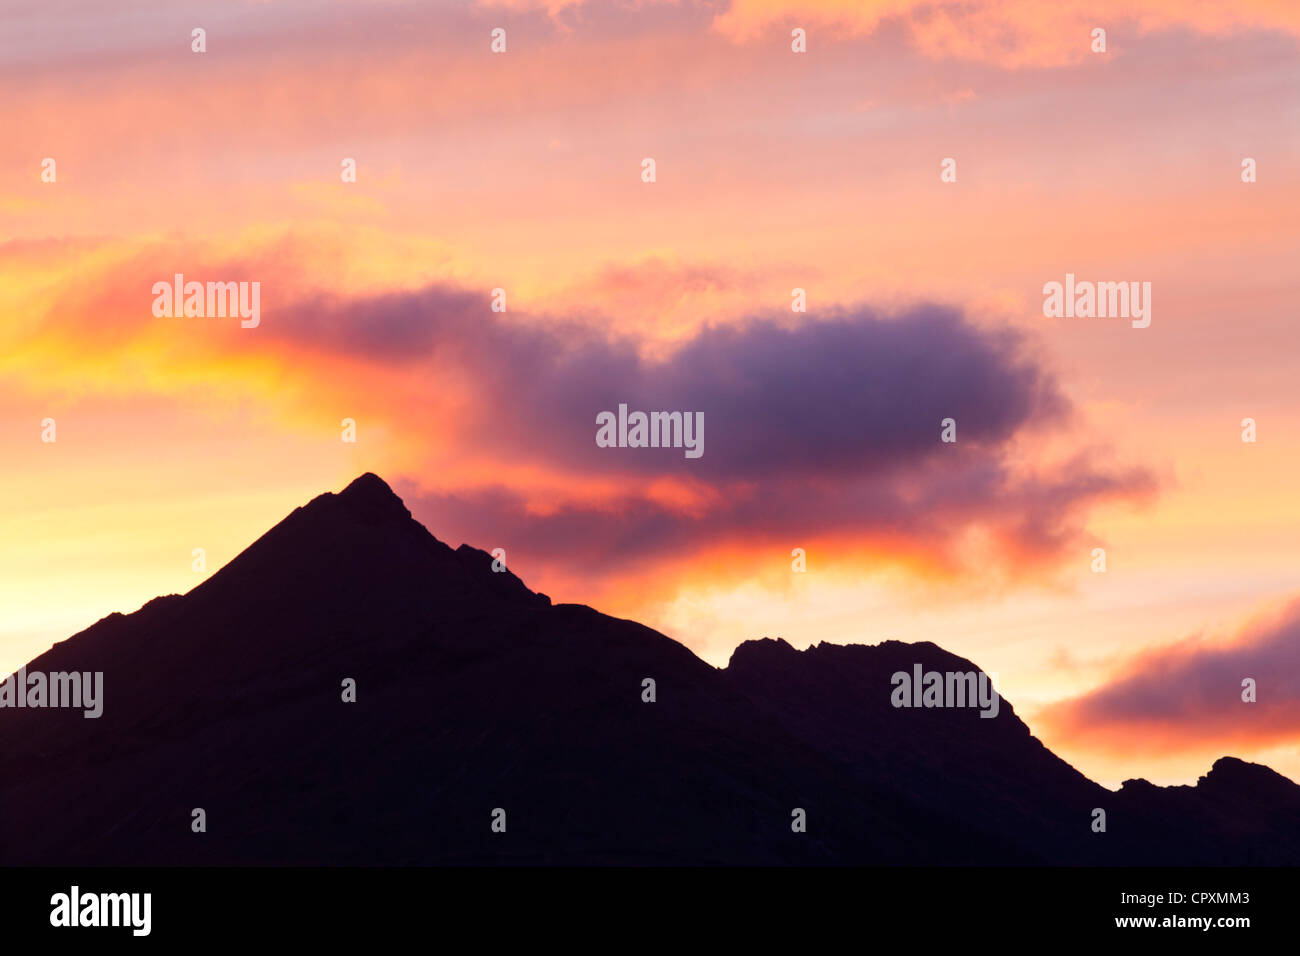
[2,473,1297,865]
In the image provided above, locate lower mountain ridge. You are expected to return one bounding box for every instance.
[2,473,1297,865]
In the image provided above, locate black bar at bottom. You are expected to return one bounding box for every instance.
[1,866,1285,943]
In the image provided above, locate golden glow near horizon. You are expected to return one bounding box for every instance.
[3,0,1300,789]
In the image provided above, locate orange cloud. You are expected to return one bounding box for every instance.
[1040,594,1300,756]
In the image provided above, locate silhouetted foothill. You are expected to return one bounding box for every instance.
[1,475,1297,866]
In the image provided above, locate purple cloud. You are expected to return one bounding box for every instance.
[263,280,1161,576]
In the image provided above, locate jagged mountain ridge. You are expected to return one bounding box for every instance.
[1,473,1297,865]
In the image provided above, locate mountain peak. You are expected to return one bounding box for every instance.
[341,471,397,498]
[337,471,408,510]
[1199,756,1298,795]
[296,471,415,529]
[726,636,797,669]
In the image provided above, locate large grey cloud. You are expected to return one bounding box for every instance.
[265,281,1159,574]
[279,286,1073,480]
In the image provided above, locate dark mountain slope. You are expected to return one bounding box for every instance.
[1,474,1296,865]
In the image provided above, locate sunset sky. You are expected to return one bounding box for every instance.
[3,0,1300,789]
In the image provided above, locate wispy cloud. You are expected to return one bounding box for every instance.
[1042,596,1300,754]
